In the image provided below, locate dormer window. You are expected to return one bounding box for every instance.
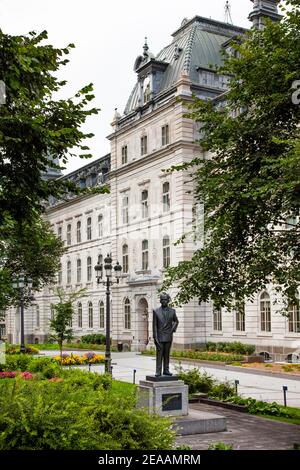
[143,76,151,104]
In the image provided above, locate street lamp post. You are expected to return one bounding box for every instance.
[12,274,33,353]
[94,254,122,374]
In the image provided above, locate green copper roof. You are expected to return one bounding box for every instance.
[124,16,246,115]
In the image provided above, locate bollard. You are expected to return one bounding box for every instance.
[133,369,136,384]
[235,379,240,395]
[283,385,288,407]
[88,362,91,372]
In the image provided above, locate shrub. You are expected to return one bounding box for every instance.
[208,442,233,450]
[176,367,215,394]
[209,381,236,400]
[205,341,255,356]
[81,334,106,345]
[27,357,61,379]
[0,354,32,372]
[0,370,175,450]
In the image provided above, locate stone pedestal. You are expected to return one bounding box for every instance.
[138,376,189,417]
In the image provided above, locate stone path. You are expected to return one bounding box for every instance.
[176,403,300,450]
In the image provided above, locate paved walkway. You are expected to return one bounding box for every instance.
[40,351,300,407]
[176,403,300,450]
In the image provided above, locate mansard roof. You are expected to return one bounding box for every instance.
[124,16,247,116]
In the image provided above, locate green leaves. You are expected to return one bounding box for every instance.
[162,1,300,310]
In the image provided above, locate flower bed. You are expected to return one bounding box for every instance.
[5,345,39,355]
[0,371,33,380]
[53,352,105,366]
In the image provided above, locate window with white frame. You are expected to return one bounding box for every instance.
[57,226,62,240]
[99,301,105,329]
[87,256,92,282]
[67,224,72,246]
[88,302,93,328]
[163,235,170,269]
[98,253,103,267]
[121,145,128,165]
[87,217,92,240]
[50,305,55,321]
[288,303,300,333]
[141,135,147,155]
[124,298,131,330]
[260,291,271,332]
[98,214,103,237]
[76,259,82,283]
[161,125,169,146]
[122,195,129,225]
[162,181,170,212]
[122,244,129,274]
[235,302,245,332]
[141,190,148,218]
[213,307,222,331]
[67,260,72,284]
[142,240,149,270]
[76,221,81,243]
[78,303,82,328]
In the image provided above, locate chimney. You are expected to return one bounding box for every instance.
[249,0,282,29]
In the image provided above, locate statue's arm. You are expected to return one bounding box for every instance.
[172,310,179,333]
[153,310,161,349]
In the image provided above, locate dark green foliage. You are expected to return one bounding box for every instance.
[81,334,106,345]
[208,442,233,450]
[0,369,175,450]
[209,381,236,400]
[162,1,300,310]
[171,350,244,363]
[0,354,32,372]
[176,367,235,400]
[26,357,61,379]
[206,341,255,355]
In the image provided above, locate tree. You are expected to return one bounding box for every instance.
[0,214,65,310]
[49,288,86,361]
[0,29,107,227]
[162,1,300,311]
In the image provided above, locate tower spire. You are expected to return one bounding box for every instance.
[249,0,282,29]
[143,37,149,58]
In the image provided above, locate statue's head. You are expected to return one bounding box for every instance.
[160,292,171,308]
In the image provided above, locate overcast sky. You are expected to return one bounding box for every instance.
[1,0,253,173]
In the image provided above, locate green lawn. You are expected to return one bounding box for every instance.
[257,413,300,426]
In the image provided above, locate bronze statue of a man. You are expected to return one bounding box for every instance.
[153,293,179,377]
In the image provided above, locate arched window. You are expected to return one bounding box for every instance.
[162,182,170,212]
[141,190,148,218]
[76,259,81,283]
[288,303,300,333]
[124,298,131,330]
[163,235,170,268]
[98,253,103,266]
[87,217,92,240]
[67,224,72,246]
[260,291,271,332]
[213,306,222,331]
[142,240,148,270]
[98,214,103,237]
[88,302,93,328]
[77,221,81,243]
[87,256,92,282]
[122,244,129,274]
[99,301,105,329]
[36,305,40,328]
[236,302,245,332]
[78,303,82,328]
[67,260,71,284]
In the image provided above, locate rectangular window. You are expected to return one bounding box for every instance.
[161,125,169,146]
[67,224,72,246]
[142,240,149,271]
[77,221,81,243]
[87,217,92,240]
[288,305,300,333]
[141,190,148,219]
[121,145,128,165]
[213,307,222,331]
[236,302,245,332]
[141,135,147,156]
[162,182,170,213]
[58,226,62,240]
[122,195,129,225]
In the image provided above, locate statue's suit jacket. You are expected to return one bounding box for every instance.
[153,307,179,343]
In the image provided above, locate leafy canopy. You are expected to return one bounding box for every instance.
[162,0,300,310]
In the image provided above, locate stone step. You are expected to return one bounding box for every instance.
[173,409,227,435]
